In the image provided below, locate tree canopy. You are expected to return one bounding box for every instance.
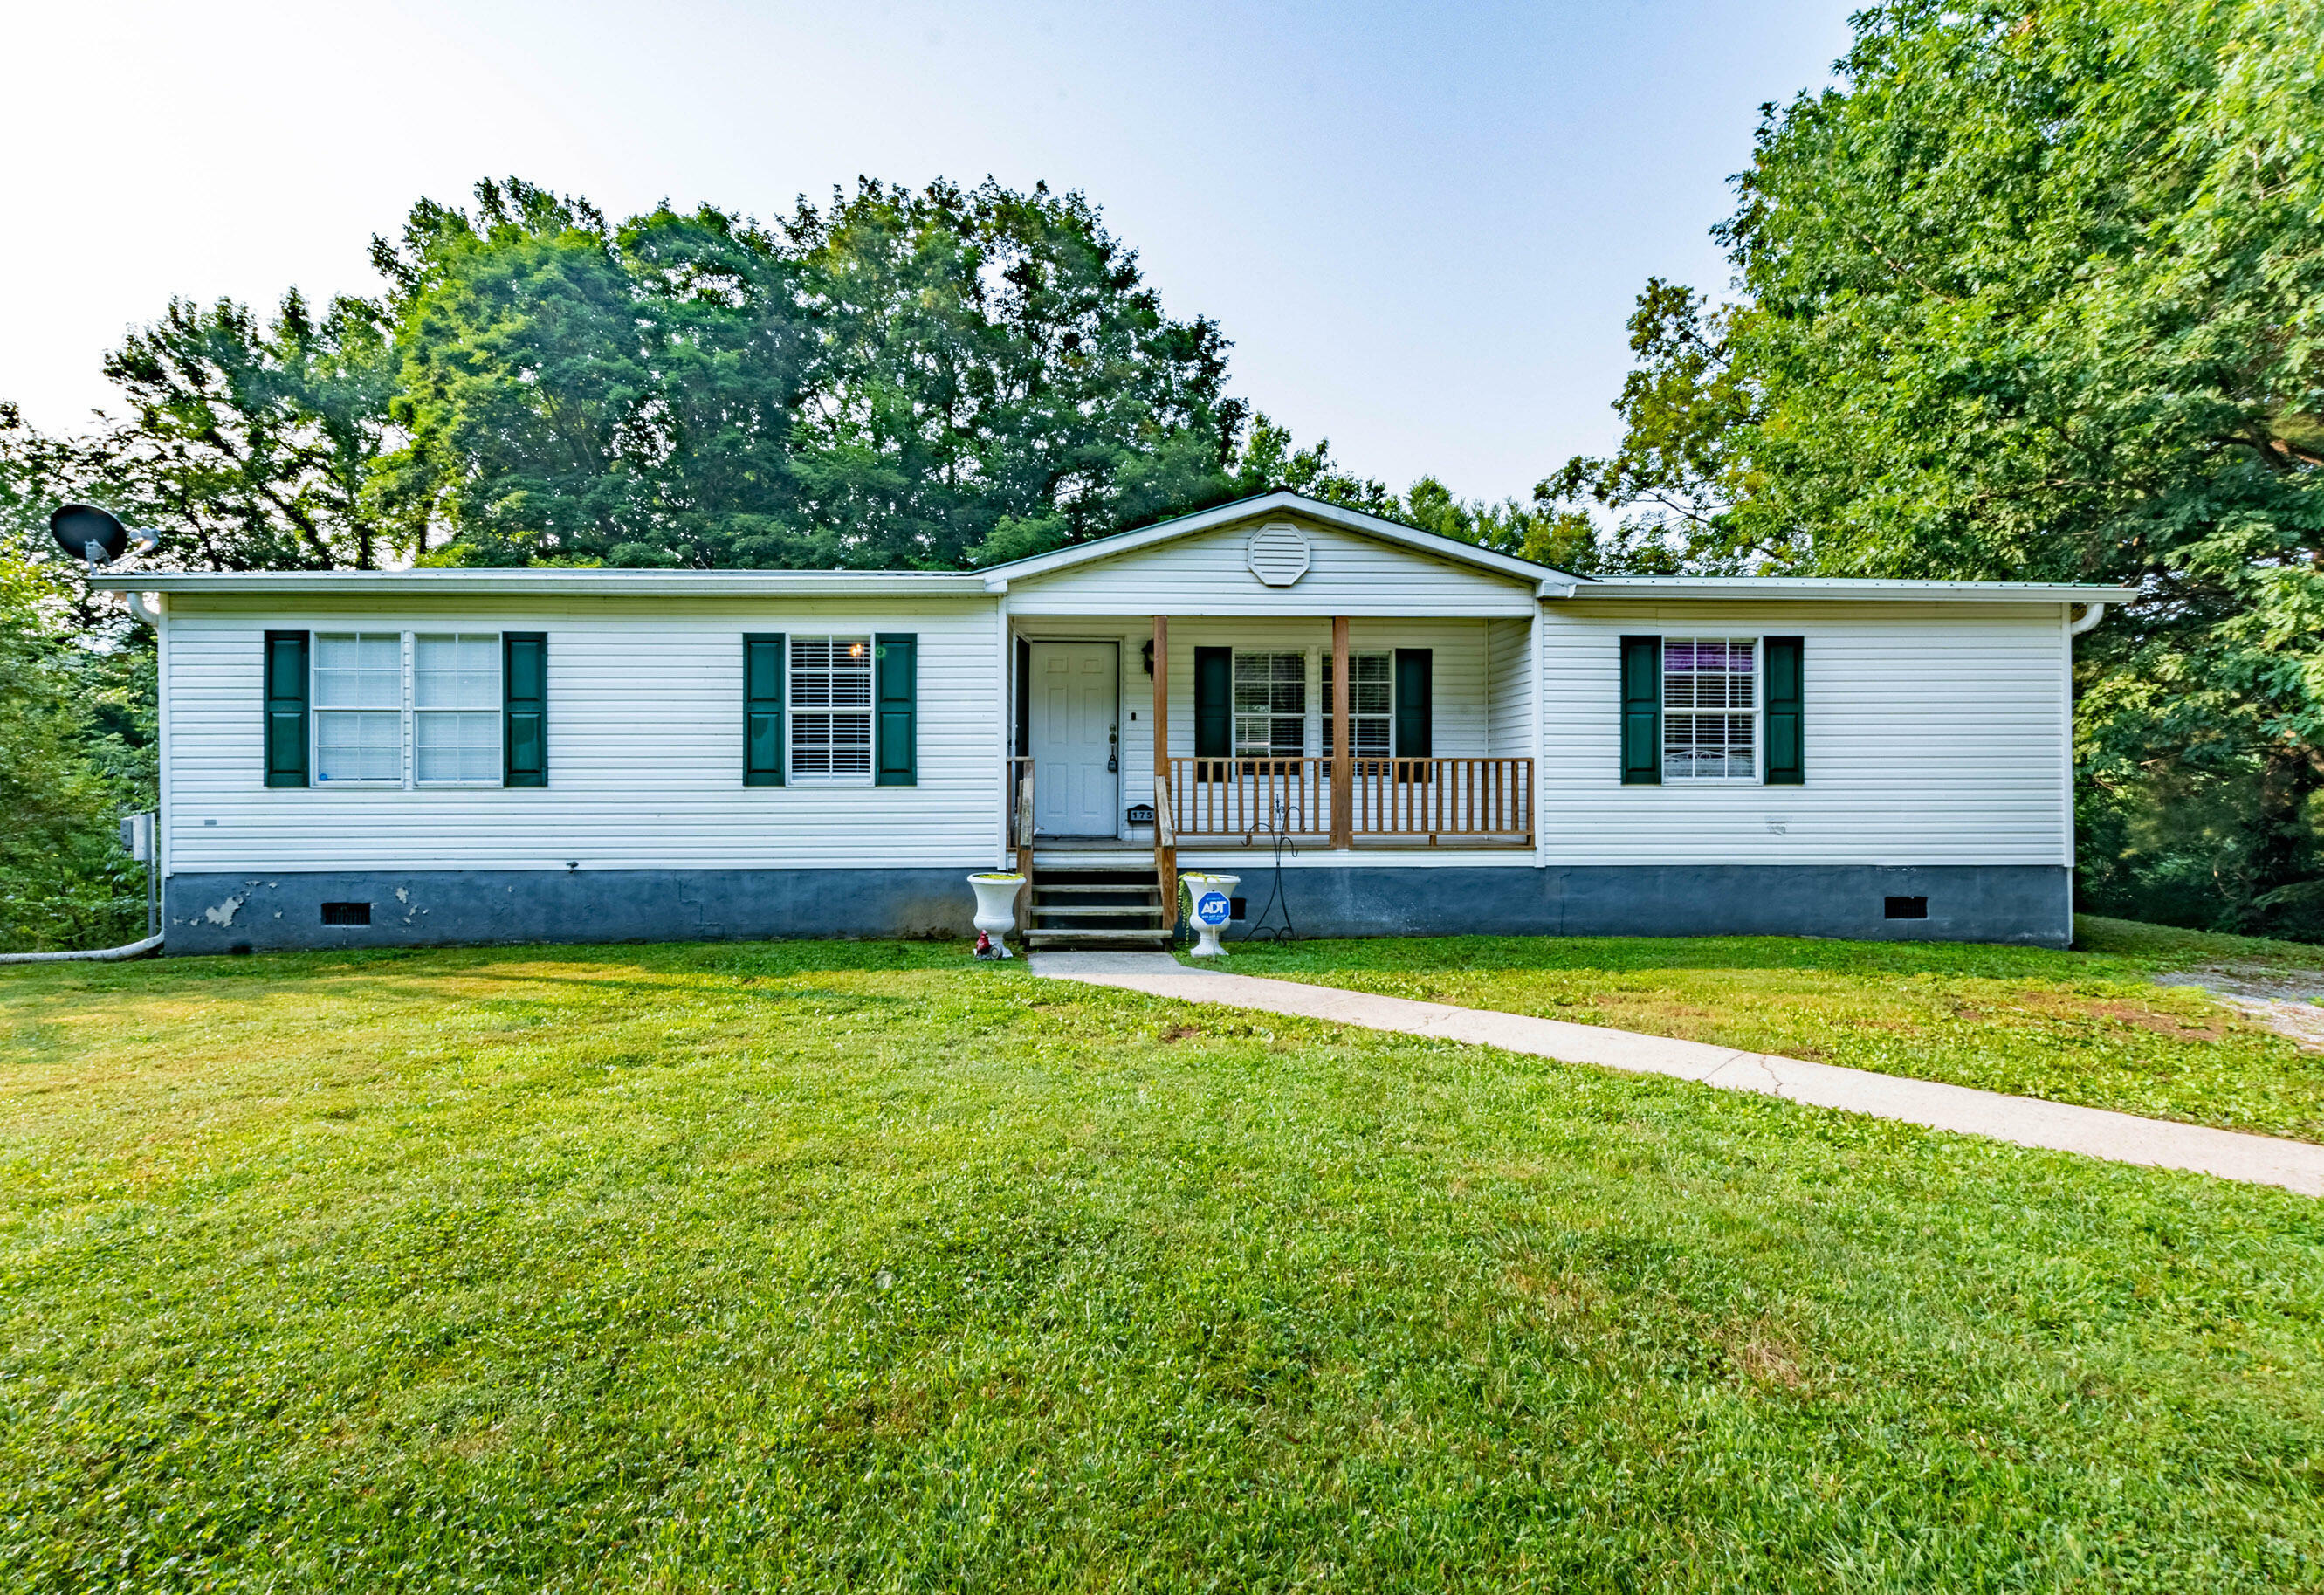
[1556,0,2324,935]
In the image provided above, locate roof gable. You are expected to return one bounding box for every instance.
[994,505,1549,617]
[979,491,1581,595]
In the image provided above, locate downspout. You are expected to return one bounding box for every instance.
[2059,601,2106,943]
[0,934,166,965]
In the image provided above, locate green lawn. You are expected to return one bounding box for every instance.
[4,940,2323,1591]
[1194,915,2324,1144]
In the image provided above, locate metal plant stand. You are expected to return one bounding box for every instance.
[1235,800,1299,943]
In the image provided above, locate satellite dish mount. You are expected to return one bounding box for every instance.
[49,503,157,574]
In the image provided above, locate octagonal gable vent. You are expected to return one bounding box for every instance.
[1246,521,1311,587]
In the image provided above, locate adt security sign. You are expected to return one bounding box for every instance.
[1194,890,1231,927]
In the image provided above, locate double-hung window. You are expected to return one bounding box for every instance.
[313,633,406,784]
[1322,650,1392,761]
[1233,651,1306,760]
[413,635,504,784]
[789,636,873,782]
[310,631,510,787]
[1661,636,1757,780]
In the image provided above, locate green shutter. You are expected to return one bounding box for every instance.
[1193,647,1231,759]
[875,633,917,787]
[1393,649,1433,758]
[1619,635,1661,786]
[263,630,309,787]
[1764,636,1804,786]
[503,632,547,787]
[744,634,785,787]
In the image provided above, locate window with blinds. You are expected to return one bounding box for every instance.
[1322,651,1392,759]
[313,633,404,783]
[413,634,502,784]
[1233,651,1306,759]
[1662,636,1757,780]
[789,636,873,781]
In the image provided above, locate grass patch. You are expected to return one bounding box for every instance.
[1199,919,2324,1143]
[3,940,2322,1590]
[2077,913,2324,969]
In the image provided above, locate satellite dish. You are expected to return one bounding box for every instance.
[51,504,130,566]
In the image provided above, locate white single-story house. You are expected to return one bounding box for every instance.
[101,491,2134,954]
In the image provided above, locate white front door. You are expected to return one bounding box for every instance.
[1028,642,1119,836]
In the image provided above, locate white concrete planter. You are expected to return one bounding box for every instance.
[1179,872,1241,959]
[967,872,1025,958]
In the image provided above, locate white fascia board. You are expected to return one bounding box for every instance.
[1564,577,2141,603]
[979,490,1582,591]
[93,570,985,599]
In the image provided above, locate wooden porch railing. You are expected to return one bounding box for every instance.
[1008,756,1035,932]
[1169,756,1332,837]
[1153,766,1178,920]
[1349,758,1533,842]
[1008,756,1036,855]
[1165,756,1533,846]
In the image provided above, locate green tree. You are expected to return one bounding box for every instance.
[0,436,150,951]
[789,178,1245,568]
[96,289,403,569]
[1567,0,2324,937]
[374,181,686,566]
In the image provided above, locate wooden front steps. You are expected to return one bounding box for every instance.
[1022,865,1175,951]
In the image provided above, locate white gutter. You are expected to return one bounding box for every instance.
[2066,602,2107,636]
[0,932,165,965]
[93,570,981,598]
[126,591,162,624]
[1566,577,2141,604]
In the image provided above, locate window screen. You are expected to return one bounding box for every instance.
[313,633,402,783]
[1662,637,1757,780]
[414,634,502,784]
[790,636,873,781]
[1234,651,1306,759]
[1322,651,1392,758]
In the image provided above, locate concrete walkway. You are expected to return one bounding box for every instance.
[1030,951,2324,1198]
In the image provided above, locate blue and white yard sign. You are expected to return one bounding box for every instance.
[1194,890,1232,928]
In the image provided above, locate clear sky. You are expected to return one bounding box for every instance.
[1,0,1852,505]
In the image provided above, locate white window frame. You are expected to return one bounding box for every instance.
[310,630,505,789]
[411,633,505,787]
[1231,650,1308,760]
[311,631,410,788]
[787,634,875,786]
[1660,636,1761,783]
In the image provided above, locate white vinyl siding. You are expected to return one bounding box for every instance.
[788,635,874,783]
[1486,617,1534,760]
[1540,602,2072,864]
[1660,636,1757,781]
[161,597,998,873]
[1005,515,1538,617]
[414,634,502,785]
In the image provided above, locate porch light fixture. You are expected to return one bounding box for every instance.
[1140,639,1154,677]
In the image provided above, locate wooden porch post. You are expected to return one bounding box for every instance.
[1152,615,1176,917]
[1330,615,1352,849]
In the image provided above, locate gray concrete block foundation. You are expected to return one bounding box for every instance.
[162,863,2071,953]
